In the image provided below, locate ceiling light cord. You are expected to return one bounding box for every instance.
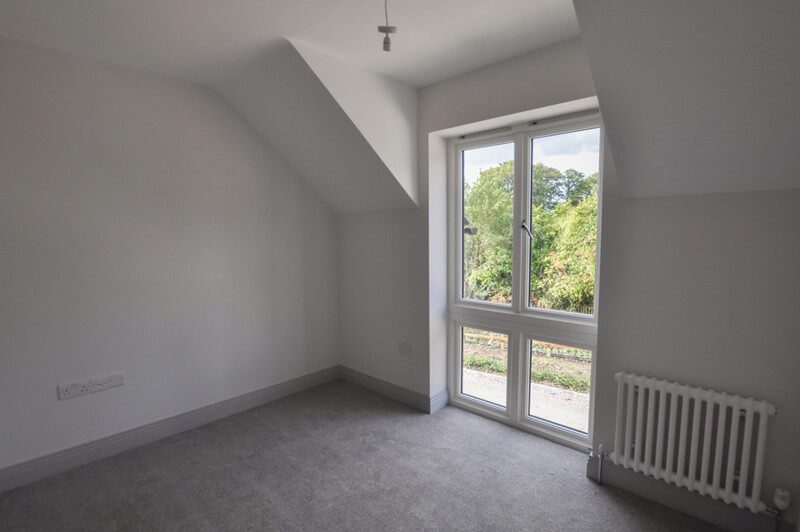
[378,0,397,52]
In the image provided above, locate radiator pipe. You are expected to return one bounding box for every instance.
[764,488,790,532]
[764,506,783,532]
[598,444,605,486]
[589,445,608,486]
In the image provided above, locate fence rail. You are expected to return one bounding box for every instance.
[463,330,591,361]
[463,332,508,350]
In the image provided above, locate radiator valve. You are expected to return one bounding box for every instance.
[774,488,791,511]
[766,488,791,532]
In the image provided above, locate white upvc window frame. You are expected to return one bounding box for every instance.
[518,331,597,444]
[447,112,603,450]
[452,319,515,416]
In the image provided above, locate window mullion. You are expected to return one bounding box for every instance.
[510,132,526,314]
[508,133,526,423]
[506,330,521,422]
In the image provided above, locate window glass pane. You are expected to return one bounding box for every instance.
[528,339,591,433]
[461,327,508,408]
[529,128,600,315]
[462,142,514,304]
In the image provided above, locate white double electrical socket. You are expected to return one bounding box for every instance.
[91,376,107,393]
[78,380,94,395]
[57,382,81,400]
[57,371,125,401]
[106,372,125,388]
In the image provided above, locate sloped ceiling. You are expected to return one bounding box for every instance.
[217,40,416,213]
[293,41,418,204]
[0,0,579,89]
[0,1,582,214]
[573,0,800,197]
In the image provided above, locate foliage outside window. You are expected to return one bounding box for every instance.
[463,160,514,303]
[463,153,598,313]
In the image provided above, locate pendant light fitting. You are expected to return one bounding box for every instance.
[377,0,397,51]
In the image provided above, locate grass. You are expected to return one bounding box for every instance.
[463,354,590,393]
[530,368,590,392]
[463,355,507,374]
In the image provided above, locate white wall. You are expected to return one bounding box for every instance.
[340,30,800,528]
[336,38,596,396]
[571,2,800,525]
[337,210,429,394]
[594,167,800,526]
[0,38,339,469]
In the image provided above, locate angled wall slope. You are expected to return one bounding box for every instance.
[292,40,418,205]
[217,39,417,214]
[574,0,800,197]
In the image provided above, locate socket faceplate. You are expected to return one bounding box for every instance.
[57,371,125,401]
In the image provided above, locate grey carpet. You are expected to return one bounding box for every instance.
[0,380,723,531]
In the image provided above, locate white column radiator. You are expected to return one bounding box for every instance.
[611,372,777,513]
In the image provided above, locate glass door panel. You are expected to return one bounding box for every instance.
[528,339,592,433]
[528,128,601,315]
[461,142,515,304]
[461,326,509,408]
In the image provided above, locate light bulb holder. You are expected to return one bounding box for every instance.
[378,0,397,52]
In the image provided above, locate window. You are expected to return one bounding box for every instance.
[462,141,514,305]
[448,113,602,447]
[461,326,509,407]
[528,128,600,315]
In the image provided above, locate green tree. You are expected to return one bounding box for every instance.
[463,161,597,313]
[532,194,597,313]
[529,169,597,313]
[531,163,563,209]
[463,161,514,302]
[562,169,597,205]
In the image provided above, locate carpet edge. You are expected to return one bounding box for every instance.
[340,366,435,413]
[0,365,341,494]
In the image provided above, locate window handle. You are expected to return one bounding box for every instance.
[521,220,534,240]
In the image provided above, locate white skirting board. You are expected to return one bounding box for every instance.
[429,388,449,413]
[340,366,448,414]
[586,456,787,532]
[0,365,448,494]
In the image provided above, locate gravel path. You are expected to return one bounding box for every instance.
[461,368,589,433]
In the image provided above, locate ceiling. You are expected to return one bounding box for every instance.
[0,0,580,88]
[3,1,797,202]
